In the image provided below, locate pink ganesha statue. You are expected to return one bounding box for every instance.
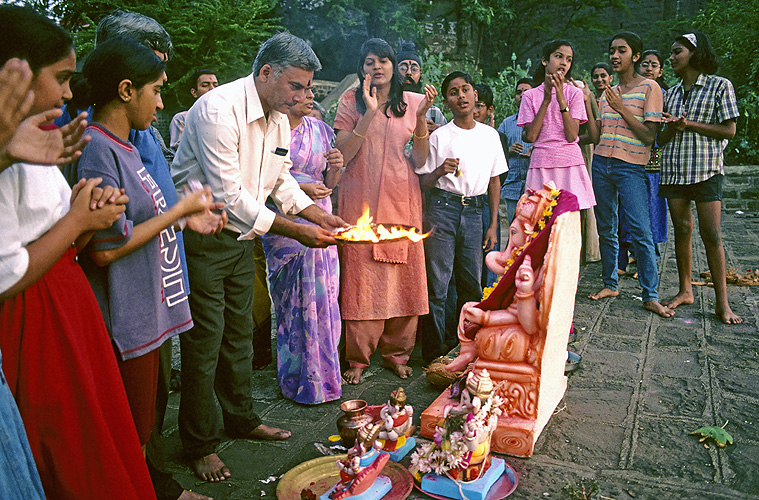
[420,182,582,457]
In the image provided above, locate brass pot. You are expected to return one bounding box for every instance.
[336,399,373,448]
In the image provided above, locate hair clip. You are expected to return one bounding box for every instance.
[682,33,698,48]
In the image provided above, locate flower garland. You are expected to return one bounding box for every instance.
[481,188,560,301]
[409,392,504,479]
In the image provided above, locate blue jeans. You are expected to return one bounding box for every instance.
[422,193,484,362]
[592,155,660,302]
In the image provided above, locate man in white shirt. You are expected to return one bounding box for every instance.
[169,70,219,152]
[416,71,508,363]
[171,32,346,483]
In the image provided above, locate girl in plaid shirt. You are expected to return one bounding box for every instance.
[657,32,742,324]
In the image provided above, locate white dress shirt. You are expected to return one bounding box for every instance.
[0,163,71,294]
[171,74,314,238]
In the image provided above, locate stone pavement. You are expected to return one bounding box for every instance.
[163,209,759,500]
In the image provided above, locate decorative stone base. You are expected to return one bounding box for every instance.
[319,476,392,500]
[420,457,505,500]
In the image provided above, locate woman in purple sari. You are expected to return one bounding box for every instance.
[261,88,344,404]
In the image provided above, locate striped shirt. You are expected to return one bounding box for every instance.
[595,79,663,165]
[660,74,739,185]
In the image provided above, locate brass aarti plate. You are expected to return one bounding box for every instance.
[277,455,413,500]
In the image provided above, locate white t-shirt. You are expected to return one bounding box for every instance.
[417,121,508,196]
[0,163,71,294]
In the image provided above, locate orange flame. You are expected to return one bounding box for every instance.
[335,205,430,243]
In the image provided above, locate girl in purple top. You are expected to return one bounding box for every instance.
[75,37,224,447]
[518,39,596,210]
[261,88,344,404]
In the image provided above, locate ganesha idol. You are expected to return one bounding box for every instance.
[376,388,415,461]
[420,182,582,457]
[324,422,391,500]
[410,370,506,500]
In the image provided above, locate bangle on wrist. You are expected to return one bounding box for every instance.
[414,130,429,140]
[351,129,365,139]
[515,289,534,299]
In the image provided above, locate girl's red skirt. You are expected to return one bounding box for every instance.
[0,247,156,500]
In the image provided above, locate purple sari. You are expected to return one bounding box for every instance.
[261,117,342,404]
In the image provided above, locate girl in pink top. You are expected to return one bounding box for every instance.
[518,39,596,209]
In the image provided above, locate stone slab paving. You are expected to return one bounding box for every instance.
[163,210,759,500]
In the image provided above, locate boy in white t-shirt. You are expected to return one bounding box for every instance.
[416,71,508,363]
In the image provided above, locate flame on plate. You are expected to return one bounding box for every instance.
[335,205,429,243]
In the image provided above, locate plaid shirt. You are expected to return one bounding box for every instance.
[660,74,739,185]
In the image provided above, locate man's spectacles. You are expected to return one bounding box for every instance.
[640,61,661,69]
[398,63,420,74]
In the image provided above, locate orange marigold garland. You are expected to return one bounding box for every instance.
[481,188,560,301]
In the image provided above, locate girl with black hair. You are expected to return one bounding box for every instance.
[657,31,741,324]
[519,39,596,210]
[590,62,613,101]
[0,6,158,499]
[584,31,673,318]
[612,48,670,279]
[334,38,436,384]
[73,37,224,450]
[638,50,669,91]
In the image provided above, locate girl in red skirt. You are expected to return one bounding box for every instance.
[0,6,158,499]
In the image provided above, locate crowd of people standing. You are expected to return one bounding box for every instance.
[0,4,743,499]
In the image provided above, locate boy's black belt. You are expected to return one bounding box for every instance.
[430,187,487,208]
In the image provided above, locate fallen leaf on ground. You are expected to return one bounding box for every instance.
[690,421,734,448]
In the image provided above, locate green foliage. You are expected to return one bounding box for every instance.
[278,0,426,81]
[421,50,532,125]
[444,0,626,77]
[562,478,599,500]
[30,0,279,111]
[485,61,533,124]
[693,0,759,164]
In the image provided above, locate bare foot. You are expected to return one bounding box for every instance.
[617,269,627,276]
[383,362,412,379]
[343,366,363,385]
[246,424,291,440]
[665,290,694,309]
[716,306,742,324]
[178,490,213,500]
[643,300,675,318]
[589,288,619,300]
[192,453,230,482]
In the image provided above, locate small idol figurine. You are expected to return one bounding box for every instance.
[377,388,415,460]
[328,423,391,500]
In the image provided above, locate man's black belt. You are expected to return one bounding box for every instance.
[430,187,487,208]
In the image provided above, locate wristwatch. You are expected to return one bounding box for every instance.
[560,106,570,113]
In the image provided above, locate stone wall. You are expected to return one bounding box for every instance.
[723,166,759,212]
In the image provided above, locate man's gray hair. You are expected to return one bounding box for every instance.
[252,32,321,77]
[96,10,174,59]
